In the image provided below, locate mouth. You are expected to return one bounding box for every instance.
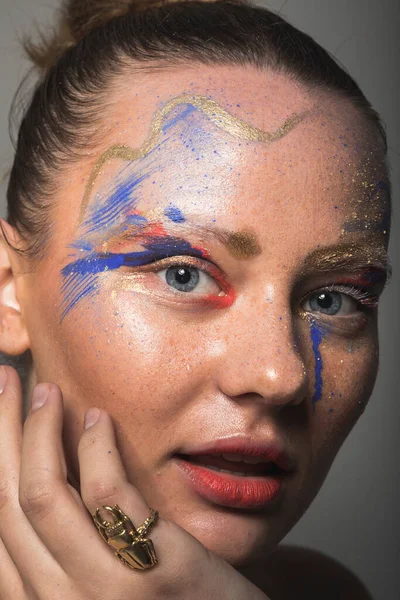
[176,453,285,476]
[173,453,291,510]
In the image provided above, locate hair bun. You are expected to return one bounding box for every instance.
[24,0,189,74]
[65,0,175,44]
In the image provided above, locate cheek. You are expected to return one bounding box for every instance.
[56,285,214,422]
[308,327,379,461]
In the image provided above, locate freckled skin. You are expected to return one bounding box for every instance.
[12,66,390,578]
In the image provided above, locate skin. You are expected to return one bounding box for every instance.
[0,65,391,597]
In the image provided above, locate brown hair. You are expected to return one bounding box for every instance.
[5,0,389,260]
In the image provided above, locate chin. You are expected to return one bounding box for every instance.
[163,501,284,566]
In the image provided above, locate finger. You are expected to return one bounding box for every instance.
[18,383,116,580]
[0,537,26,599]
[78,409,175,570]
[0,366,64,592]
[78,408,151,522]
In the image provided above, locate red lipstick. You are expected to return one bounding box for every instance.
[174,437,295,510]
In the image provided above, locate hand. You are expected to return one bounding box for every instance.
[0,366,270,600]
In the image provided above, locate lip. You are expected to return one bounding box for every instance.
[176,436,296,472]
[173,456,287,510]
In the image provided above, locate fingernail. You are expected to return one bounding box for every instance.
[32,384,50,411]
[84,408,100,430]
[0,366,8,394]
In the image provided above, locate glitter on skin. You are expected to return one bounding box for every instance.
[341,180,391,236]
[302,242,390,280]
[77,94,307,223]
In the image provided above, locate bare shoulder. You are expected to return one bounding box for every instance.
[260,544,374,600]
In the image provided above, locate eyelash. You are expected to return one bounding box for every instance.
[127,254,230,294]
[127,255,380,310]
[318,283,379,309]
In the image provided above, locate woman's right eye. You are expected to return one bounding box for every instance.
[156,264,222,295]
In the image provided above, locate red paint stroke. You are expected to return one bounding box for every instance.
[335,268,386,288]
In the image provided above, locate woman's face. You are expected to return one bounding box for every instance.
[12,66,390,567]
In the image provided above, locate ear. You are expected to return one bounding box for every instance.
[0,219,31,356]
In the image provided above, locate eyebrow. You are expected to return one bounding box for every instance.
[106,219,262,260]
[302,243,392,282]
[102,222,392,281]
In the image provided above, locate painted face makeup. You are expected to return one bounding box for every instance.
[61,95,302,321]
[24,67,393,568]
[298,240,390,409]
[341,179,391,237]
[77,94,306,223]
[60,91,392,425]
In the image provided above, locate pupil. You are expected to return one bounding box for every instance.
[318,293,332,309]
[176,268,191,284]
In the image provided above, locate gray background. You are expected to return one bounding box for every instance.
[0,0,398,598]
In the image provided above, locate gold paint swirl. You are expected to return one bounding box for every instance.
[79,94,305,223]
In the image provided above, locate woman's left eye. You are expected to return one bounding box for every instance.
[156,264,221,295]
[303,291,355,316]
[302,287,372,316]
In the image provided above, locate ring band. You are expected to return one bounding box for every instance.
[92,504,159,570]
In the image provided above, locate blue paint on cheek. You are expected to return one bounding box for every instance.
[164,205,186,223]
[60,273,98,318]
[310,321,326,412]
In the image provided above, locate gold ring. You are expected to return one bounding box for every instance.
[92,504,159,570]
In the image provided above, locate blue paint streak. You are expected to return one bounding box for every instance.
[164,205,186,223]
[61,101,219,320]
[60,237,206,320]
[60,274,98,321]
[82,171,149,236]
[162,104,197,133]
[310,321,326,413]
[126,214,148,225]
[70,240,94,252]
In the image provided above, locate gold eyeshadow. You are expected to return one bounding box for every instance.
[302,242,390,276]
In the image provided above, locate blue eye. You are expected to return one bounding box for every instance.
[165,266,200,292]
[308,291,343,315]
[304,290,359,316]
[303,284,380,317]
[157,263,221,295]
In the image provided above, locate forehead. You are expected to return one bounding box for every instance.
[74,66,389,257]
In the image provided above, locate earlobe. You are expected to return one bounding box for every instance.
[0,219,31,356]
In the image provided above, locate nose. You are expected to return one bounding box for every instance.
[214,294,309,410]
